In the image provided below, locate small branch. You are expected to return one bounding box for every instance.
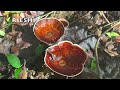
[51,11,57,18]
[99,11,110,24]
[102,19,120,28]
[38,11,56,19]
[69,11,93,26]
[23,59,26,68]
[95,37,102,79]
[95,21,120,79]
[12,23,15,32]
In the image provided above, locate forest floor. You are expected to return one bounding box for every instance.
[0,11,120,79]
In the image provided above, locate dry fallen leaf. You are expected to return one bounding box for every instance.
[18,69,28,79]
[94,13,106,25]
[95,29,102,36]
[107,44,114,51]
[104,48,119,56]
[10,46,20,55]
[0,17,7,28]
[0,12,3,16]
[100,35,109,43]
[10,31,31,55]
[0,38,13,54]
[115,36,120,42]
[18,60,28,79]
[104,41,119,56]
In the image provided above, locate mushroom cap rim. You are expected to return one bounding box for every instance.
[33,18,66,44]
[44,41,88,77]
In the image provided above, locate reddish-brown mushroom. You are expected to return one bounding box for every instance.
[58,19,69,28]
[33,18,69,44]
[44,41,88,77]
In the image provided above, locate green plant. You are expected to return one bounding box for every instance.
[106,32,120,38]
[0,30,5,36]
[0,15,12,37]
[3,11,23,16]
[90,57,97,70]
[14,68,23,79]
[35,44,44,57]
[5,54,24,79]
[5,54,21,68]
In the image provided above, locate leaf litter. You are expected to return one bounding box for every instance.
[0,11,120,79]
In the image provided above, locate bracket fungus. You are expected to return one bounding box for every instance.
[33,18,69,44]
[44,41,88,77]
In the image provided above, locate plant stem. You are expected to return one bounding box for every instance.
[69,11,93,26]
[100,11,110,24]
[95,21,120,79]
[103,19,120,28]
[38,11,56,19]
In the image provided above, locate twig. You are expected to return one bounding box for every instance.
[12,24,15,32]
[95,37,102,79]
[99,11,110,24]
[103,19,120,28]
[95,21,120,79]
[51,11,57,18]
[38,11,56,19]
[69,11,93,26]
[23,59,27,70]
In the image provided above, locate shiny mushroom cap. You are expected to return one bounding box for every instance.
[44,41,88,77]
[33,18,68,44]
[58,19,69,28]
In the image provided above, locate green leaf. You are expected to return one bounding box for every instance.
[0,30,5,36]
[6,54,21,68]
[7,17,12,24]
[3,11,10,16]
[14,68,23,79]
[90,57,97,70]
[106,32,120,38]
[6,17,11,22]
[35,44,44,57]
[10,11,23,14]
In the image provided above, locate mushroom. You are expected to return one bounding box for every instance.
[33,18,69,44]
[44,41,88,77]
[58,18,69,28]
